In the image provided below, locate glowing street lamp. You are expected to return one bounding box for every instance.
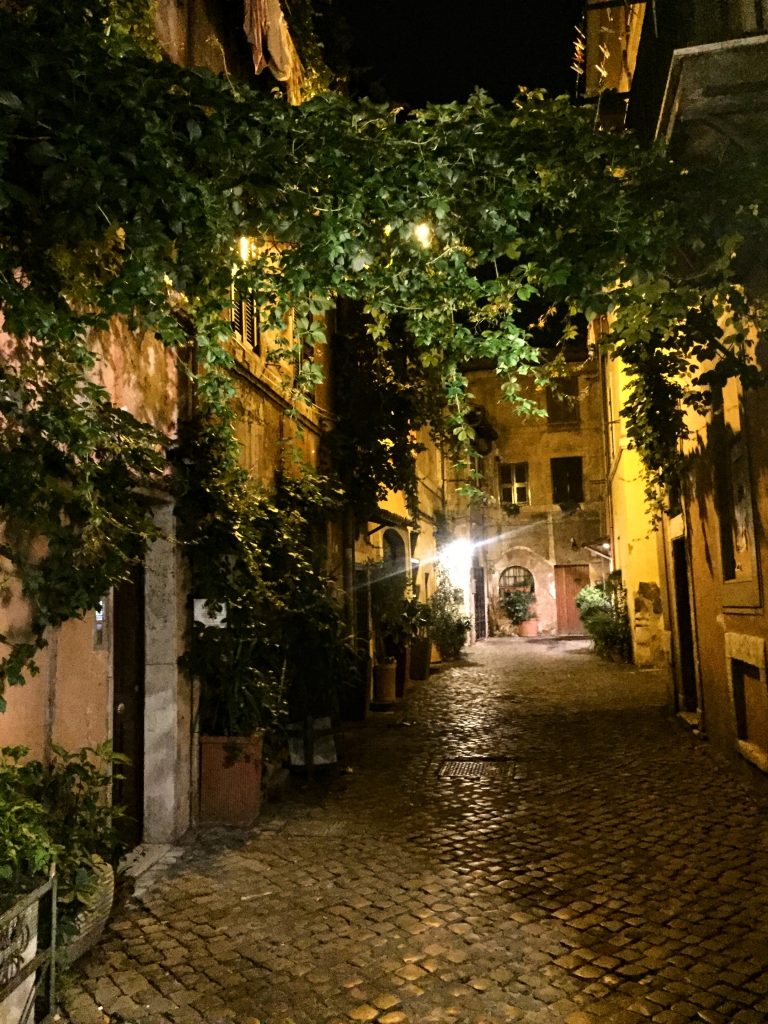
[440,538,473,592]
[413,221,432,248]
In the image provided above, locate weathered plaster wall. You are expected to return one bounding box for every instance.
[95,322,179,437]
[0,651,48,755]
[53,617,111,751]
[682,374,768,782]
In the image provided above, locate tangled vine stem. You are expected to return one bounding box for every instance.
[0,0,767,693]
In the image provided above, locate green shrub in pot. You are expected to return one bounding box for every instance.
[0,743,127,933]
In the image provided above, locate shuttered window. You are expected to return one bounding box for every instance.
[231,291,260,354]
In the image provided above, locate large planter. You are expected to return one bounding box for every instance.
[409,636,432,681]
[518,618,538,637]
[395,646,411,698]
[199,732,264,826]
[372,661,397,706]
[59,856,115,968]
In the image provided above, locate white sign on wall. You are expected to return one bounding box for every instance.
[193,599,227,628]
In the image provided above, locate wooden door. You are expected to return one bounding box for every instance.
[555,564,590,635]
[112,563,145,847]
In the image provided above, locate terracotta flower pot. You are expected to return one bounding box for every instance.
[518,618,538,637]
[372,661,397,705]
[59,856,115,967]
[199,732,264,826]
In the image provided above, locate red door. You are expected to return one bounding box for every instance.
[555,564,590,635]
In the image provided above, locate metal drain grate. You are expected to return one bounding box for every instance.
[438,757,514,779]
[283,820,345,837]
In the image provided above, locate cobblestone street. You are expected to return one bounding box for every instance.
[61,639,768,1024]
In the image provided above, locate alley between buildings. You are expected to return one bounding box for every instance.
[61,640,768,1024]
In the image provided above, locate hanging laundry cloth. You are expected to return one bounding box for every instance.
[243,0,304,104]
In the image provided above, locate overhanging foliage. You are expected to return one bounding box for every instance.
[1,0,766,691]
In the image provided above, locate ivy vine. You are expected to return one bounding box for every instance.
[174,408,356,734]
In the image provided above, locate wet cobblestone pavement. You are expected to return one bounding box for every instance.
[61,639,768,1024]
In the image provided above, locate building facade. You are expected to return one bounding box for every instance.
[461,352,608,640]
[581,0,768,783]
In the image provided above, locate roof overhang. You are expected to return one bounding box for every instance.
[657,34,768,153]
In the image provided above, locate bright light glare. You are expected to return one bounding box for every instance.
[238,236,251,262]
[440,539,473,591]
[413,222,432,248]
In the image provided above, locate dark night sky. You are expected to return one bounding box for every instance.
[332,0,582,106]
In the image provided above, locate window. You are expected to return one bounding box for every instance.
[551,456,584,505]
[231,290,260,354]
[711,394,760,606]
[499,565,534,595]
[546,378,580,426]
[727,631,768,774]
[717,433,755,583]
[293,339,317,403]
[499,462,529,506]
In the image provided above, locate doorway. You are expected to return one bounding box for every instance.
[671,537,698,713]
[555,564,590,635]
[112,563,145,847]
[472,566,487,639]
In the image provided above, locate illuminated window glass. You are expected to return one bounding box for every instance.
[499,462,529,505]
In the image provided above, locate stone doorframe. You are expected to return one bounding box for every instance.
[142,501,192,843]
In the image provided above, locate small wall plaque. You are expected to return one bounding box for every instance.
[193,599,227,628]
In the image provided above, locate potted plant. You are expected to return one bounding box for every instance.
[0,742,128,990]
[501,589,537,636]
[369,569,403,705]
[191,621,285,826]
[0,782,58,1024]
[282,588,361,772]
[576,576,632,661]
[370,569,425,701]
[408,602,433,682]
[428,568,471,661]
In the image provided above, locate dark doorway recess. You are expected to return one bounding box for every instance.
[473,566,487,640]
[112,562,145,848]
[672,537,698,713]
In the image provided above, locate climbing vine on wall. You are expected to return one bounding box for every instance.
[1,0,767,692]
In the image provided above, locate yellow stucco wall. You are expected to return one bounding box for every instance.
[602,351,667,666]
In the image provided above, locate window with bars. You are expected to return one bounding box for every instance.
[499,565,535,595]
[231,291,260,355]
[499,461,529,506]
